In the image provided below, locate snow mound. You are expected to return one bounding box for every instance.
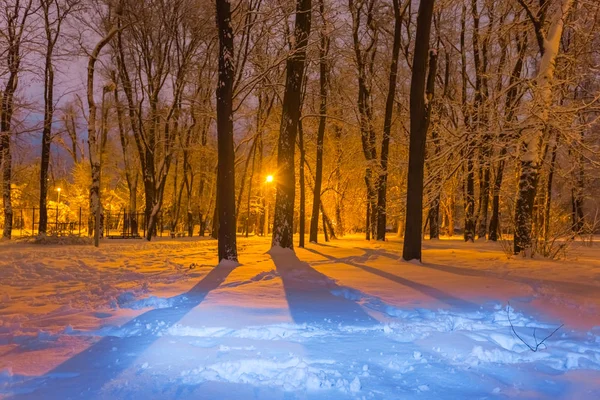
[118,294,176,310]
[27,234,93,245]
[181,357,360,393]
[166,323,327,341]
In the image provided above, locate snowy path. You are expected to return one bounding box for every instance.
[1,236,600,399]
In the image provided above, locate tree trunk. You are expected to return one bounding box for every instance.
[298,119,306,248]
[271,0,312,249]
[571,142,585,233]
[514,0,573,254]
[489,32,526,241]
[543,139,558,243]
[350,0,378,241]
[0,1,33,239]
[309,0,329,244]
[87,25,118,247]
[215,0,238,262]
[39,51,54,235]
[333,124,345,237]
[376,0,404,241]
[402,0,436,262]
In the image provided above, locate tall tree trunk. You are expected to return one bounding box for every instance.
[402,0,436,262]
[376,0,405,241]
[350,0,378,241]
[39,0,69,235]
[309,0,329,244]
[571,133,585,233]
[459,4,475,243]
[215,0,238,262]
[245,142,256,237]
[543,138,558,243]
[514,0,573,254]
[113,72,138,233]
[271,0,312,249]
[39,48,54,235]
[489,32,527,241]
[334,124,345,237]
[298,119,306,248]
[1,0,33,239]
[87,26,118,247]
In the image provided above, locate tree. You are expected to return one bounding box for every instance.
[86,15,118,247]
[349,0,379,240]
[215,0,238,262]
[376,0,407,241]
[271,0,312,249]
[402,0,436,262]
[1,0,34,239]
[513,0,574,254]
[39,0,77,235]
[309,0,330,244]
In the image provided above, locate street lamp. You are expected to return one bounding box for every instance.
[56,187,62,204]
[264,175,274,236]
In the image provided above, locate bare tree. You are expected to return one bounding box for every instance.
[271,0,312,249]
[38,0,78,235]
[402,0,436,262]
[215,0,238,262]
[514,0,575,254]
[0,0,35,239]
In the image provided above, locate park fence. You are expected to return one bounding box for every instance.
[2,208,167,239]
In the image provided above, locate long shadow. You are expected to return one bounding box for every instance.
[304,247,478,311]
[356,247,600,295]
[419,261,600,295]
[10,263,237,400]
[269,249,377,326]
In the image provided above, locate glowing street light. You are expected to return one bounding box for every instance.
[56,187,62,204]
[264,175,274,236]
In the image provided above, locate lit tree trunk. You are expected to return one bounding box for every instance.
[471,0,491,240]
[428,129,441,240]
[215,0,238,262]
[428,43,448,241]
[1,0,33,239]
[113,72,138,233]
[271,0,312,249]
[543,138,558,243]
[459,4,475,243]
[489,32,526,241]
[298,119,306,247]
[87,26,118,247]
[376,0,405,241]
[402,0,436,262]
[39,40,54,235]
[333,124,345,237]
[39,0,71,235]
[309,0,329,244]
[514,0,574,254]
[571,150,585,233]
[349,0,378,240]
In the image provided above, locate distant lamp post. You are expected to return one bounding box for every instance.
[56,187,62,204]
[264,174,274,236]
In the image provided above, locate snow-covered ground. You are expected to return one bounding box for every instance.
[1,235,599,399]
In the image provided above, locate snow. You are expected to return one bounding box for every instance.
[1,235,600,399]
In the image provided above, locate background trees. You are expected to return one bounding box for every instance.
[0,0,598,261]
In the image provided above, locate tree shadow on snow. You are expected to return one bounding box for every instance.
[9,263,237,400]
[355,246,599,296]
[417,261,600,296]
[269,249,377,326]
[304,247,478,311]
